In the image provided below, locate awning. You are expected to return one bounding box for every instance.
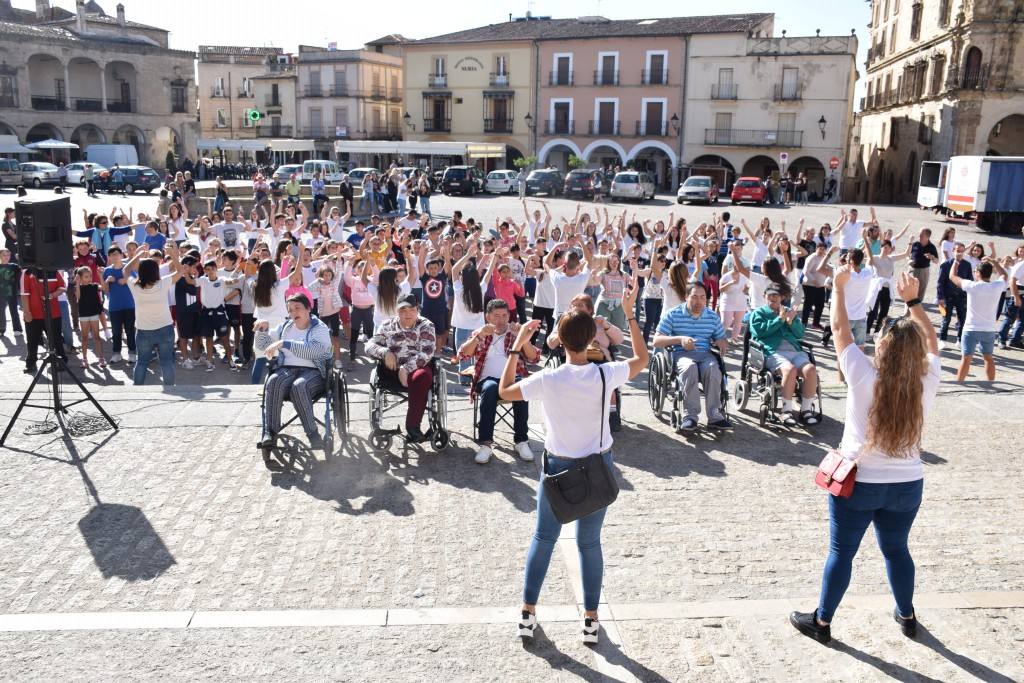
[0,135,34,154]
[265,138,316,153]
[196,138,304,152]
[421,91,452,98]
[26,138,79,150]
[333,140,506,160]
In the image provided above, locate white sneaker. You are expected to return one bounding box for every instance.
[110,352,122,364]
[127,352,137,362]
[514,441,535,462]
[517,611,537,639]
[474,445,493,464]
[204,361,215,372]
[582,617,599,644]
[182,358,195,370]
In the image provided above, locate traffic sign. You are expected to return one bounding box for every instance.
[829,156,840,169]
[779,152,789,166]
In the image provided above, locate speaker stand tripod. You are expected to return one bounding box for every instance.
[0,278,117,447]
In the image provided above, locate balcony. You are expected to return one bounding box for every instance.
[961,69,988,90]
[484,118,513,134]
[367,126,400,140]
[587,120,621,136]
[772,84,803,101]
[711,83,738,100]
[31,96,66,111]
[704,128,803,147]
[370,85,386,100]
[423,117,451,132]
[635,120,668,136]
[237,89,254,99]
[107,99,136,113]
[543,120,574,135]
[641,69,668,85]
[428,73,447,88]
[265,96,282,110]
[489,72,510,87]
[304,85,325,97]
[548,70,574,86]
[593,70,619,86]
[73,98,103,112]
[300,126,327,138]
[256,124,291,137]
[210,86,228,98]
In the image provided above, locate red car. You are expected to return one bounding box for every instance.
[731,177,767,205]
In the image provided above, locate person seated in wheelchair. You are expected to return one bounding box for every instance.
[546,293,625,430]
[748,282,820,427]
[255,293,334,449]
[365,293,437,443]
[652,281,731,431]
[458,298,540,465]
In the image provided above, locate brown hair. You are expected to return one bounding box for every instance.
[557,310,597,353]
[866,317,928,457]
[667,261,688,300]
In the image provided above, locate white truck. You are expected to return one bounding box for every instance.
[83,144,139,170]
[918,155,1024,234]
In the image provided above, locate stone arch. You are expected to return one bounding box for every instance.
[0,119,16,137]
[26,122,63,143]
[627,140,676,191]
[67,56,104,112]
[984,114,1024,156]
[27,53,64,111]
[740,154,779,179]
[70,124,106,161]
[626,140,677,168]
[689,154,737,192]
[788,155,827,199]
[538,138,582,172]
[581,139,627,165]
[112,124,146,162]
[537,138,582,164]
[153,125,181,166]
[105,61,139,113]
[961,46,983,88]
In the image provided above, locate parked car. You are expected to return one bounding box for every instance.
[730,176,768,205]
[563,169,601,199]
[677,175,719,205]
[394,166,419,180]
[272,164,304,183]
[0,158,22,188]
[20,162,59,188]
[525,169,563,197]
[94,165,161,194]
[442,165,486,195]
[485,169,518,194]
[64,162,107,186]
[302,159,342,183]
[609,171,655,202]
[347,167,379,184]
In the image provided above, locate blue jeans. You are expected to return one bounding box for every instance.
[251,355,268,384]
[108,308,136,354]
[133,324,176,386]
[419,195,431,218]
[59,300,74,349]
[453,327,473,378]
[397,196,406,215]
[476,377,528,443]
[523,451,613,611]
[999,298,1023,344]
[817,479,923,622]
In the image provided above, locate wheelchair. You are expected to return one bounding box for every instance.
[259,361,350,457]
[647,347,729,431]
[731,326,822,428]
[368,358,450,451]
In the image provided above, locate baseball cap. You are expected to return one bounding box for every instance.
[765,282,785,297]
[396,293,420,310]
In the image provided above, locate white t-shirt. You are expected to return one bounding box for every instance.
[198,275,227,309]
[369,280,411,329]
[534,272,557,309]
[1009,260,1024,287]
[961,278,1007,332]
[278,322,317,369]
[451,280,485,330]
[398,217,419,232]
[748,271,771,309]
[518,360,631,458]
[939,239,957,262]
[480,330,510,380]
[327,218,346,243]
[751,239,770,269]
[839,219,864,249]
[663,280,683,313]
[719,271,749,312]
[839,345,940,483]
[551,268,590,316]
[168,217,186,242]
[254,280,287,327]
[132,277,173,331]
[844,266,875,320]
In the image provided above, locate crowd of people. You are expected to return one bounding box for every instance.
[2,166,1023,648]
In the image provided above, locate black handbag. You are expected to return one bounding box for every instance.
[542,367,619,524]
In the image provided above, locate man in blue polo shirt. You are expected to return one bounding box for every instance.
[654,281,730,431]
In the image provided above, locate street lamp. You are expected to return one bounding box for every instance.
[818,115,827,140]
[524,112,535,131]
[403,111,416,131]
[670,113,680,134]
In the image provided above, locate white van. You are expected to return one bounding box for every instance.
[0,158,21,188]
[302,160,342,183]
[83,144,139,170]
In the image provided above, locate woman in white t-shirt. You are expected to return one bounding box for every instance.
[250,259,287,384]
[500,281,647,646]
[129,246,183,386]
[791,269,940,646]
[367,265,410,331]
[451,248,485,382]
[939,227,957,262]
[167,203,188,243]
[717,261,749,341]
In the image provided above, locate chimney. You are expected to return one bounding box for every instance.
[35,0,49,20]
[75,0,87,33]
[116,3,125,31]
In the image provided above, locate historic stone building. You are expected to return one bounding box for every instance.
[0,0,197,168]
[850,0,1024,204]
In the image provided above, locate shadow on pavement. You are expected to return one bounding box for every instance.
[915,623,1018,682]
[78,503,177,581]
[522,623,672,683]
[829,639,945,683]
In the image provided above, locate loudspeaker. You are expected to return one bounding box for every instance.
[15,196,73,270]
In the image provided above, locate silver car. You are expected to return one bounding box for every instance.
[272,164,303,184]
[485,170,518,194]
[65,162,107,186]
[677,175,720,205]
[609,171,655,202]
[20,162,59,188]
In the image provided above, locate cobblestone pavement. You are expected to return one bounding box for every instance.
[1,189,1023,679]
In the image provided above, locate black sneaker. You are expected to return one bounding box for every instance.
[679,416,698,432]
[708,417,732,430]
[306,432,326,450]
[257,431,276,449]
[894,608,917,638]
[789,610,831,644]
[24,365,37,375]
[406,426,428,443]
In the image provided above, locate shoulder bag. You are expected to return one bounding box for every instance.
[542,366,620,523]
[815,449,858,498]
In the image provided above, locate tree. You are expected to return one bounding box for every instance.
[165,150,177,174]
[513,155,538,170]
[568,154,585,169]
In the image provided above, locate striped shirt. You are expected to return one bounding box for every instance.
[656,304,726,354]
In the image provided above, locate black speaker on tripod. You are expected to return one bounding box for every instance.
[15,195,74,270]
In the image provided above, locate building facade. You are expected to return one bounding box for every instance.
[296,41,405,158]
[686,32,858,199]
[198,46,297,144]
[0,0,197,167]
[850,0,1024,204]
[403,38,533,169]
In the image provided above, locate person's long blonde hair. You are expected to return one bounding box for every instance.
[866,317,928,457]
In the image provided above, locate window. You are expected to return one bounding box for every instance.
[645,50,668,85]
[493,54,509,86]
[714,112,732,144]
[884,0,890,17]
[939,0,952,26]
[215,108,227,127]
[597,52,619,85]
[549,99,573,134]
[889,22,898,53]
[889,117,900,148]
[0,74,16,107]
[714,68,736,98]
[881,120,887,147]
[918,114,934,144]
[171,82,187,113]
[214,76,225,96]
[962,46,983,89]
[240,77,253,96]
[334,107,348,128]
[931,54,946,94]
[333,68,347,94]
[433,56,446,75]
[553,54,573,85]
[308,107,322,136]
[593,97,619,134]
[893,0,900,13]
[307,69,321,96]
[910,2,922,40]
[777,112,797,145]
[913,62,928,99]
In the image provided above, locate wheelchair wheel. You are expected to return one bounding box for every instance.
[758,404,769,428]
[731,379,749,412]
[647,355,665,414]
[333,374,349,438]
[370,431,392,451]
[431,428,450,450]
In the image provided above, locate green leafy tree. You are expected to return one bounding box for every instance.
[513,155,538,170]
[567,154,585,169]
[165,150,177,174]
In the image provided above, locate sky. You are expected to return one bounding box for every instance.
[18,0,871,99]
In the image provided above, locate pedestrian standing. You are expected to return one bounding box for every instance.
[517,168,526,200]
[57,162,67,192]
[909,228,939,301]
[952,257,1009,381]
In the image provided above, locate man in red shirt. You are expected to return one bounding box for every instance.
[20,268,66,373]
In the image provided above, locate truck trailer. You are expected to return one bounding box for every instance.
[917,155,1024,234]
